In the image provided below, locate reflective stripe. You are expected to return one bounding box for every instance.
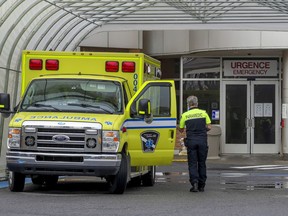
[123,118,176,129]
[0,105,4,108]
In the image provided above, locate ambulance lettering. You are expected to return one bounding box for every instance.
[29,115,97,121]
[140,131,159,152]
[133,74,138,92]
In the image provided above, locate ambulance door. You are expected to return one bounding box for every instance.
[125,81,177,166]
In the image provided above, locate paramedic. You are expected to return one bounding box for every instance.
[179,95,211,192]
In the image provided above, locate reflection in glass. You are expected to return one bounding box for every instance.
[182,81,220,124]
[226,85,247,144]
[183,57,220,79]
[254,85,275,144]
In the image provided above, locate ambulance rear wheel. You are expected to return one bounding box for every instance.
[109,153,128,194]
[31,175,45,185]
[142,166,155,186]
[8,171,25,192]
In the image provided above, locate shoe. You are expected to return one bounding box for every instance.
[198,183,205,192]
[198,186,205,192]
[190,183,199,192]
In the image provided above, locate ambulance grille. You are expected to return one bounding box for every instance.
[36,128,86,149]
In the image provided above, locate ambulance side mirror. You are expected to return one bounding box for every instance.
[0,93,12,118]
[138,99,153,124]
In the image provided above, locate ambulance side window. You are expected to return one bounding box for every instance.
[133,83,171,117]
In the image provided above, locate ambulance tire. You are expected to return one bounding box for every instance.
[8,171,25,192]
[142,166,155,187]
[128,176,142,187]
[109,153,128,194]
[31,175,45,185]
[43,175,59,187]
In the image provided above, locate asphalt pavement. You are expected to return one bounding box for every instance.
[1,153,287,182]
[1,153,288,216]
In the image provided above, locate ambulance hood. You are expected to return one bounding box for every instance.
[9,112,122,130]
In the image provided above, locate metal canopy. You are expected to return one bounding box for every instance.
[1,0,288,79]
[49,0,288,25]
[0,1,288,65]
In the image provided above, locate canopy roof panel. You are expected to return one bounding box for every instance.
[1,0,288,73]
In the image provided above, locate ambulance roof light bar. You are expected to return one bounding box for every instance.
[29,59,43,70]
[122,61,135,73]
[46,59,59,70]
[106,61,119,72]
[29,59,59,70]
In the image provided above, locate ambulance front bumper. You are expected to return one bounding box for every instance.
[6,151,122,176]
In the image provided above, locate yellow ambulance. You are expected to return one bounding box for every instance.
[0,50,177,194]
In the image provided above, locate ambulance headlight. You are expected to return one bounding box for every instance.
[7,128,21,149]
[102,131,120,152]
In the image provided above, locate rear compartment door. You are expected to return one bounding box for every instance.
[125,81,177,166]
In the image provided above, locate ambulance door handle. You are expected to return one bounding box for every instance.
[170,130,174,139]
[251,118,255,128]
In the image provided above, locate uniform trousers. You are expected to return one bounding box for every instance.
[186,138,208,186]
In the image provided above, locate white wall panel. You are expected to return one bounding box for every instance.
[163,30,189,54]
[80,32,109,47]
[109,31,142,49]
[209,31,261,49]
[143,31,164,55]
[189,30,209,51]
[262,32,288,47]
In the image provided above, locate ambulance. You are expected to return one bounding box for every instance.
[0,50,177,194]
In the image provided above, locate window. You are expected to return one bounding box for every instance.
[21,79,123,114]
[182,57,220,124]
[134,84,171,117]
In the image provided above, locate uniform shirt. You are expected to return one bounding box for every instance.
[179,107,211,143]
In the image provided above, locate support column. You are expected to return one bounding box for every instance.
[282,51,288,155]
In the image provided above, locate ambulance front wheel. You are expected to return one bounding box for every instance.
[8,171,25,192]
[108,152,128,194]
[142,165,156,186]
[31,175,45,185]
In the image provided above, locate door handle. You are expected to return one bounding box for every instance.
[170,130,174,139]
[251,118,255,128]
[245,118,249,128]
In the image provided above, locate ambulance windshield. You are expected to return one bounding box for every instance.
[20,79,123,114]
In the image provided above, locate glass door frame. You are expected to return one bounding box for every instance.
[222,80,250,153]
[251,80,280,153]
[221,80,280,154]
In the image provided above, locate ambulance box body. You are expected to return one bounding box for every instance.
[0,51,177,194]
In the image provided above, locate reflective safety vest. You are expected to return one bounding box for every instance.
[179,107,211,141]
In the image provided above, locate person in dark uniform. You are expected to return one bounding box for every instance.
[179,95,211,192]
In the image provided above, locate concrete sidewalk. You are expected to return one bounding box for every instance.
[174,153,288,168]
[0,154,6,180]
